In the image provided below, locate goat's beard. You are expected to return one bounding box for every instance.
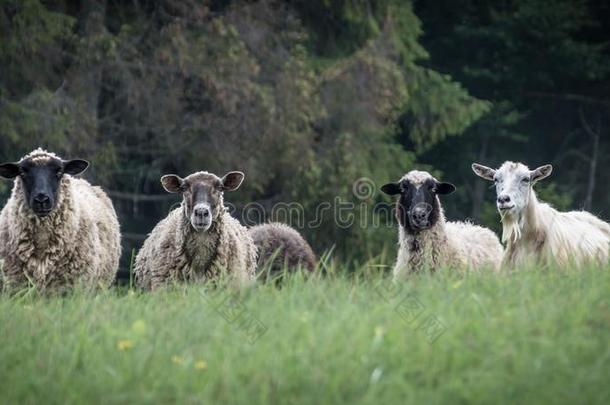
[500,210,523,244]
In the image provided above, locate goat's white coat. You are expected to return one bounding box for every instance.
[473,161,610,268]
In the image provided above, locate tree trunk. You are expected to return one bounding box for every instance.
[579,107,600,211]
[470,134,489,219]
[584,131,599,211]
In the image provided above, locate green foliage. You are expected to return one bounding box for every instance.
[0,0,74,95]
[2,0,607,264]
[403,69,491,152]
[0,0,488,262]
[536,182,573,211]
[1,266,610,403]
[414,0,610,229]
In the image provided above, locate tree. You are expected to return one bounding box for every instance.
[414,0,610,223]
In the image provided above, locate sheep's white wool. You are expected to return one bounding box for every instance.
[134,204,256,290]
[401,170,434,187]
[392,171,503,279]
[22,148,61,164]
[393,212,503,279]
[0,149,121,292]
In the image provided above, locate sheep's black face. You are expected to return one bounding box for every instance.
[0,157,89,217]
[381,176,455,233]
[161,171,244,232]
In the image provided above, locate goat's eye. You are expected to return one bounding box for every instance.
[521,177,530,183]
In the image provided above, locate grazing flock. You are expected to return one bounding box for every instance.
[0,148,608,292]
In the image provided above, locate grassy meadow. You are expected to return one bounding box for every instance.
[1,263,610,404]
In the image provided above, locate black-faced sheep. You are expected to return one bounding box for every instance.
[133,171,256,290]
[382,170,503,279]
[0,148,121,291]
[472,161,610,268]
[249,222,316,281]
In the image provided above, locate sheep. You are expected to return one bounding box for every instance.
[133,170,257,290]
[0,148,121,292]
[381,170,503,279]
[249,222,316,281]
[472,161,610,268]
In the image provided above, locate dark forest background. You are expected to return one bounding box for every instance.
[1,0,609,270]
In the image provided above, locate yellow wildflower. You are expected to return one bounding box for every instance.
[171,355,184,365]
[117,339,135,351]
[132,319,146,334]
[194,360,207,370]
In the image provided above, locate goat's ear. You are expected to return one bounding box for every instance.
[63,159,89,176]
[471,163,496,181]
[381,182,401,195]
[436,182,456,195]
[530,164,553,183]
[221,171,244,191]
[161,174,184,193]
[0,163,20,179]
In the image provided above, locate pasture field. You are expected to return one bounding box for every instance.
[1,264,609,404]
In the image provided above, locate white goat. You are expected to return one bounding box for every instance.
[472,161,610,268]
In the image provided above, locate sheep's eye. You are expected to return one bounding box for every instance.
[521,177,530,183]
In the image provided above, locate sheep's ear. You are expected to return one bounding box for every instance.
[381,182,401,195]
[161,174,184,193]
[471,163,496,181]
[221,171,244,191]
[530,164,553,183]
[63,159,89,176]
[0,163,20,179]
[436,182,456,195]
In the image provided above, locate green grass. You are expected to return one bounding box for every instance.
[1,264,610,404]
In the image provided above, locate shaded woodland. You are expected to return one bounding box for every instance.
[1,0,609,268]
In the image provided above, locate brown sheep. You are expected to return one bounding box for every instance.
[249,222,316,281]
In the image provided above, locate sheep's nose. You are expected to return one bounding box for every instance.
[411,206,428,221]
[194,207,210,219]
[34,194,50,204]
[497,195,511,204]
